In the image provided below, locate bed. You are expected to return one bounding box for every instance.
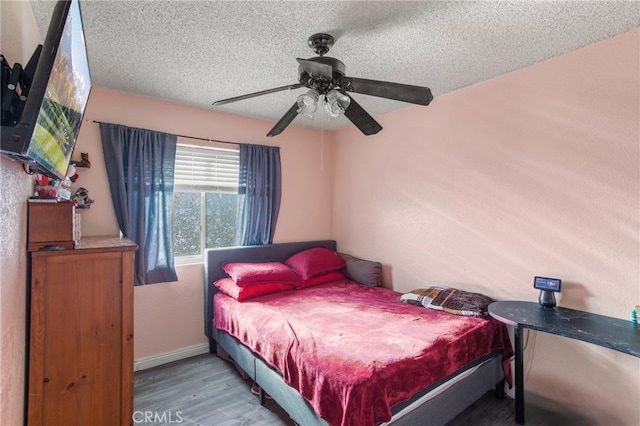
[204,240,513,426]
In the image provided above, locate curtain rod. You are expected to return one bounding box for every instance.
[91,120,240,146]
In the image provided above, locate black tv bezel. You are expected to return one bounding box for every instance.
[1,0,91,181]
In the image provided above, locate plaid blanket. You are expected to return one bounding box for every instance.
[399,286,494,317]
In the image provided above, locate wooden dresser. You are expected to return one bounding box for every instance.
[27,236,138,426]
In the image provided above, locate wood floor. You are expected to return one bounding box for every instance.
[134,353,580,426]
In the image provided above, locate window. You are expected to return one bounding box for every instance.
[172,141,240,263]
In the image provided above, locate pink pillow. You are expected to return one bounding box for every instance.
[222,262,301,286]
[214,278,295,301]
[285,247,346,280]
[300,271,346,288]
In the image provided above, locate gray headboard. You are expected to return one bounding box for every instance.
[204,240,337,341]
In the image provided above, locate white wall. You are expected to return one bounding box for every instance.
[0,2,42,424]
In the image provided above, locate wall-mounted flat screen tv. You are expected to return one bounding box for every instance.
[1,0,91,181]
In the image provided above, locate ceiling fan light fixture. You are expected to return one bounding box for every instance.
[296,89,319,119]
[213,32,432,137]
[325,89,350,119]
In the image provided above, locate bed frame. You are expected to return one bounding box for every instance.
[204,240,506,426]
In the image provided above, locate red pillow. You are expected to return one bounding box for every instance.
[214,278,295,301]
[222,262,301,286]
[285,247,346,280]
[300,271,346,288]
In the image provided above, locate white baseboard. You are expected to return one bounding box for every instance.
[134,343,210,372]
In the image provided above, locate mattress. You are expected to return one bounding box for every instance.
[214,280,512,426]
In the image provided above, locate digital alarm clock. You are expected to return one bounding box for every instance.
[534,276,561,307]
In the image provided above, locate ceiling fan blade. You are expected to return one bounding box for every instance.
[296,58,332,80]
[212,83,302,106]
[340,92,383,136]
[340,77,433,106]
[267,102,299,137]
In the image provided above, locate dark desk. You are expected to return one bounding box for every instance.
[488,301,640,424]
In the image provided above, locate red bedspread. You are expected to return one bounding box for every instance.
[214,280,512,426]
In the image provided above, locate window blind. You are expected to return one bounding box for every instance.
[174,144,239,192]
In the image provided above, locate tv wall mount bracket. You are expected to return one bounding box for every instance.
[1,45,42,127]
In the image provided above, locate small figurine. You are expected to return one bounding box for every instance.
[71,187,94,208]
[71,152,91,168]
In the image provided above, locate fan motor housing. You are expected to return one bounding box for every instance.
[298,56,346,81]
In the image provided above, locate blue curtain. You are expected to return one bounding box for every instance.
[100,123,178,285]
[238,144,282,245]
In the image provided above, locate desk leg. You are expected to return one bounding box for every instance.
[514,325,525,424]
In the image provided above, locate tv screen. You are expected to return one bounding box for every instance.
[1,0,91,180]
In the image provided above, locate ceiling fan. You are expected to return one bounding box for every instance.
[212,33,434,137]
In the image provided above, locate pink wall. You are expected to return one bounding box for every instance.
[332,29,639,424]
[73,88,335,360]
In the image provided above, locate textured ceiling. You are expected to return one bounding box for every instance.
[29,1,639,133]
